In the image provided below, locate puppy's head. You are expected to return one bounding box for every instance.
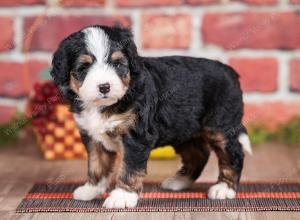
[51,25,139,107]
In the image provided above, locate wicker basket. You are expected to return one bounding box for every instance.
[33,104,87,160]
[28,81,87,160]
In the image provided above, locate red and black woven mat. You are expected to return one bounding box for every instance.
[16,182,300,212]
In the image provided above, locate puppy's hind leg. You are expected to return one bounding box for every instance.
[161,136,210,191]
[208,131,244,199]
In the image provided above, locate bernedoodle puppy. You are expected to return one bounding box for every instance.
[50,25,252,209]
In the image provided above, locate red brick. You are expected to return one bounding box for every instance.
[0,17,14,52]
[0,105,17,124]
[141,14,191,49]
[186,0,220,4]
[23,16,131,51]
[289,58,300,92]
[244,102,300,130]
[202,12,300,50]
[229,58,278,92]
[0,0,45,6]
[234,0,277,4]
[290,0,300,3]
[0,60,48,97]
[60,0,104,7]
[116,0,182,7]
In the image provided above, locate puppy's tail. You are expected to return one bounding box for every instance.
[238,127,253,155]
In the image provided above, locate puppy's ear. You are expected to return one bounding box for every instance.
[50,31,84,98]
[51,44,69,88]
[119,28,140,74]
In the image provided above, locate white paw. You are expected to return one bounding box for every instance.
[161,175,193,191]
[103,188,138,208]
[208,182,236,199]
[73,179,107,201]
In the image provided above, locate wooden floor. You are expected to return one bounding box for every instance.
[0,135,299,220]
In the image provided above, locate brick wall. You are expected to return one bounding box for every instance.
[0,0,300,128]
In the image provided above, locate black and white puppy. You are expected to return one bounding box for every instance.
[51,25,252,208]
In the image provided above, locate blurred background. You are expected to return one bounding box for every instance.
[0,1,299,166]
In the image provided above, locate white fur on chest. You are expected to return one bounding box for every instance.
[74,108,123,151]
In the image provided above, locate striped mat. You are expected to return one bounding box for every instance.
[16,182,300,212]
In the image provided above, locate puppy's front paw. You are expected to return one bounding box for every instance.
[73,180,106,201]
[103,188,138,208]
[161,175,193,191]
[208,182,236,199]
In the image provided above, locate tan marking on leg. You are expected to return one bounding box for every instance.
[219,165,236,189]
[116,169,145,193]
[115,150,145,193]
[206,130,227,150]
[207,130,238,190]
[88,141,116,185]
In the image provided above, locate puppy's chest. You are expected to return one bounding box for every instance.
[75,109,121,134]
[74,108,135,151]
[74,108,124,142]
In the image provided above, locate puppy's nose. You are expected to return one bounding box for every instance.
[98,83,110,94]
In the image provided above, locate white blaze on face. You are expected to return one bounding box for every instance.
[79,27,126,106]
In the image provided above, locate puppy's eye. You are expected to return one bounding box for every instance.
[113,60,127,68]
[72,69,88,81]
[115,63,121,68]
